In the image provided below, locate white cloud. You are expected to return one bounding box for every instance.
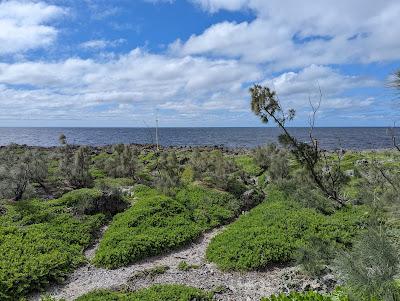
[0,1,66,55]
[0,49,261,121]
[173,0,400,69]
[190,0,248,12]
[80,39,126,50]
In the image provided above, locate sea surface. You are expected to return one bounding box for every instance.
[0,127,396,150]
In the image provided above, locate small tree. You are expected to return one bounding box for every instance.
[0,149,48,201]
[249,85,346,207]
[105,145,140,179]
[336,223,399,301]
[253,144,290,181]
[156,151,181,196]
[59,134,92,188]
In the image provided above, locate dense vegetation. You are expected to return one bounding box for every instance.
[206,188,366,271]
[0,135,399,300]
[0,197,104,300]
[93,184,239,268]
[74,284,214,301]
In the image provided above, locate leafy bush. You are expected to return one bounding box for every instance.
[261,291,340,301]
[58,188,127,217]
[93,185,238,268]
[0,198,104,300]
[234,154,263,176]
[75,284,213,301]
[206,188,366,271]
[178,261,200,271]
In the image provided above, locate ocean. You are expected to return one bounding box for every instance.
[0,127,396,150]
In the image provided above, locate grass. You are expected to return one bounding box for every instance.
[93,184,239,269]
[0,197,104,300]
[74,284,214,301]
[206,188,367,271]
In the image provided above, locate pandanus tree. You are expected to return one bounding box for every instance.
[249,84,346,207]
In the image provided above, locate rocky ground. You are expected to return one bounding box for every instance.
[30,224,333,301]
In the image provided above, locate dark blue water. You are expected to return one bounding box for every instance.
[0,127,395,150]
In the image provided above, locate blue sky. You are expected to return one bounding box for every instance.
[0,0,399,127]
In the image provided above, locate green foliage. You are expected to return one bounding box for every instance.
[0,198,104,300]
[206,188,366,271]
[60,145,93,189]
[75,284,214,301]
[104,145,141,179]
[181,165,195,185]
[253,144,290,181]
[93,185,238,268]
[234,154,263,176]
[335,225,400,301]
[129,265,169,281]
[156,151,181,196]
[58,187,127,217]
[261,291,341,301]
[178,261,200,271]
[0,147,48,201]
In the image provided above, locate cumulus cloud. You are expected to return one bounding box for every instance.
[0,1,65,55]
[173,0,400,69]
[0,49,261,121]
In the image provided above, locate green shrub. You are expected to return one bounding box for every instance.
[0,198,104,300]
[261,291,339,301]
[58,188,127,217]
[234,155,263,176]
[93,185,238,268]
[75,284,213,301]
[178,261,200,271]
[206,188,366,271]
[129,265,170,281]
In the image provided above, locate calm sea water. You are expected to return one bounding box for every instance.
[0,127,395,150]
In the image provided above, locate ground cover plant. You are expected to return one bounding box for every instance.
[74,284,214,301]
[206,188,367,271]
[261,291,347,301]
[93,184,239,268]
[0,197,105,300]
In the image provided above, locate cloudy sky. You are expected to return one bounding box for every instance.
[0,0,399,127]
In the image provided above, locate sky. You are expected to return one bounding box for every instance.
[0,0,399,127]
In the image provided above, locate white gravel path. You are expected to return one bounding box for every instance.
[31,226,295,301]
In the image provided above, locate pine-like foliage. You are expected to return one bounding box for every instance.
[104,144,140,179]
[0,147,48,200]
[336,224,399,301]
[156,151,181,196]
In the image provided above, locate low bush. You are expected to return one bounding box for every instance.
[75,284,213,301]
[93,185,239,268]
[261,291,345,301]
[178,261,200,271]
[206,188,366,271]
[58,188,128,217]
[0,198,104,300]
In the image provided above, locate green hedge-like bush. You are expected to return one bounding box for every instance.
[75,284,213,301]
[93,185,239,269]
[0,198,104,300]
[261,291,339,301]
[206,188,366,271]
